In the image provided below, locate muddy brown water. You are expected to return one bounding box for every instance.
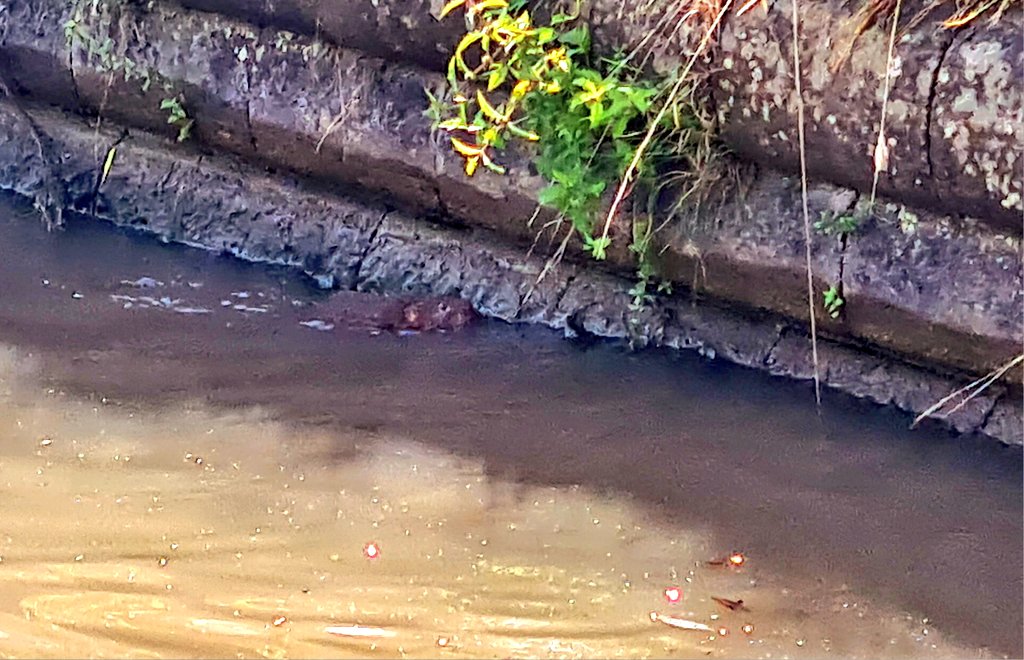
[0,198,1020,659]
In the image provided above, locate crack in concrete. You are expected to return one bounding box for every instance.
[67,45,83,108]
[243,99,259,154]
[550,273,576,313]
[157,160,178,193]
[349,209,389,289]
[924,33,957,179]
[975,390,1003,434]
[761,323,790,366]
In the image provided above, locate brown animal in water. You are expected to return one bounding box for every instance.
[381,297,478,332]
[306,293,478,333]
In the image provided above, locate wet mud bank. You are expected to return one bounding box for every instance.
[0,0,1021,385]
[0,100,1020,445]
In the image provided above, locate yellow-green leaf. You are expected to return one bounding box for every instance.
[438,0,466,19]
[507,123,540,141]
[454,32,485,77]
[487,66,507,91]
[451,136,483,157]
[476,90,508,123]
[467,0,507,19]
[100,145,117,186]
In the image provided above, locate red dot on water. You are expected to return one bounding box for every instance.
[663,587,682,603]
[363,542,380,559]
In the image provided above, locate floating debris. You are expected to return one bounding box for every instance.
[363,542,381,560]
[436,636,450,647]
[232,304,268,313]
[71,291,84,299]
[120,277,163,288]
[711,596,748,612]
[324,625,397,638]
[39,437,53,447]
[649,611,712,632]
[272,615,288,627]
[664,587,682,603]
[136,296,181,309]
[173,306,212,315]
[742,623,755,635]
[231,291,251,299]
[300,320,335,331]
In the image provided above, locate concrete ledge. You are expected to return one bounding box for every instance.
[155,0,1024,228]
[1,0,1019,383]
[0,101,1019,445]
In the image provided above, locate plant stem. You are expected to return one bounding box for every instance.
[868,0,903,210]
[790,0,821,405]
[599,0,734,248]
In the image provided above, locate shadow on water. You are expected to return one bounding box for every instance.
[0,198,1021,657]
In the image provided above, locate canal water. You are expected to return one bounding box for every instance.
[0,199,1020,658]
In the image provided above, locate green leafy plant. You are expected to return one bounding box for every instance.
[627,214,672,310]
[433,0,689,267]
[814,210,860,237]
[160,97,194,142]
[822,284,844,319]
[63,13,153,92]
[64,4,193,142]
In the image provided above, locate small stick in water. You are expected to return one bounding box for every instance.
[711,596,748,612]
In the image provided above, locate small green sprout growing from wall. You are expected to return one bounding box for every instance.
[814,210,860,237]
[160,97,194,142]
[823,284,844,319]
[64,5,194,143]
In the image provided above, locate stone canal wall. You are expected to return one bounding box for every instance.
[0,0,1020,443]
